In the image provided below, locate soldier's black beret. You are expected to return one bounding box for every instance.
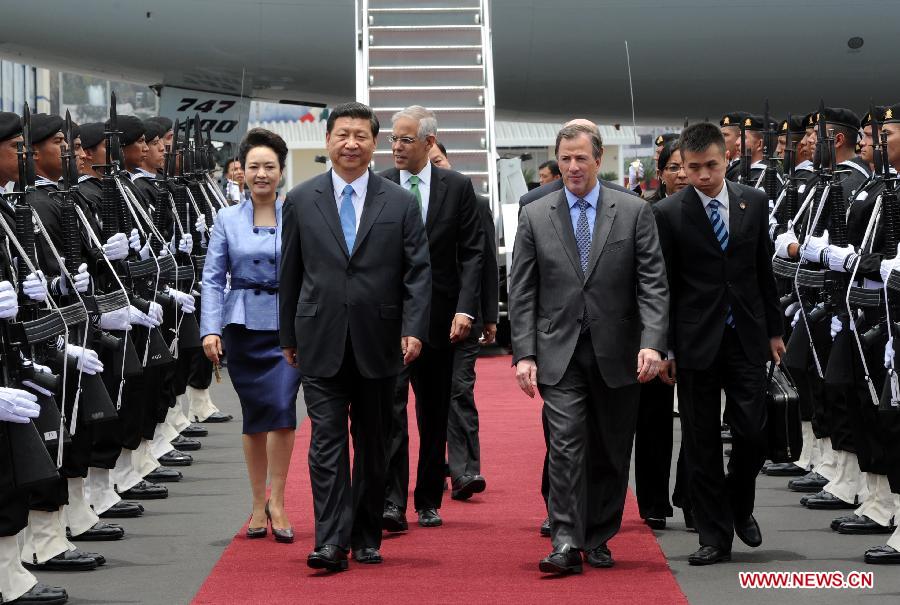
[654,132,679,147]
[146,116,173,133]
[29,113,64,145]
[779,115,806,135]
[0,112,22,141]
[105,115,145,146]
[719,111,750,128]
[142,119,163,143]
[79,123,106,149]
[818,107,860,130]
[881,103,900,124]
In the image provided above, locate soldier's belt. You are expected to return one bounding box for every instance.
[773,257,798,279]
[796,268,827,289]
[848,286,884,309]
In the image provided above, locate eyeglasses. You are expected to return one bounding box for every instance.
[664,164,683,173]
[388,135,419,145]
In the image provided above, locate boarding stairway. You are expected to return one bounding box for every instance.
[356,0,499,200]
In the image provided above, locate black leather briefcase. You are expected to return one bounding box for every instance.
[765,363,803,463]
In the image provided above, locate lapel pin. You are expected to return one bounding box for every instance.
[739,201,746,210]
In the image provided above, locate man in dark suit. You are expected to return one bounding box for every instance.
[510,124,668,574]
[654,122,785,566]
[518,120,637,538]
[279,102,431,571]
[380,106,483,530]
[428,142,499,500]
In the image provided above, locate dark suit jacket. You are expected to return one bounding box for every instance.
[379,166,483,347]
[475,194,499,325]
[518,178,637,208]
[278,170,432,379]
[653,182,783,370]
[510,184,668,387]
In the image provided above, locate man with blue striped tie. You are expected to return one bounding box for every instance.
[654,122,786,566]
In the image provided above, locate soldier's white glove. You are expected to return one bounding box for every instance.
[826,244,858,273]
[800,230,829,264]
[103,232,129,261]
[99,306,132,331]
[830,315,843,339]
[791,307,802,328]
[165,288,195,314]
[128,228,141,252]
[148,301,164,325]
[0,280,18,320]
[56,263,90,294]
[0,387,40,424]
[194,216,208,234]
[774,230,798,259]
[785,301,800,318]
[66,344,103,375]
[138,240,152,260]
[879,249,900,282]
[22,271,47,302]
[128,304,159,328]
[177,234,193,254]
[886,337,896,369]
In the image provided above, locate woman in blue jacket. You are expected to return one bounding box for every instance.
[201,128,300,543]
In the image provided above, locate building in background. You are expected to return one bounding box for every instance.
[0,60,51,114]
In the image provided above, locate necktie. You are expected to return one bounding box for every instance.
[409,174,423,217]
[339,184,356,252]
[708,200,735,327]
[575,198,591,275]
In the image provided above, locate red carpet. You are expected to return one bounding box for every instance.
[192,356,687,604]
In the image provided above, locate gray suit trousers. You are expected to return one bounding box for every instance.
[539,333,640,550]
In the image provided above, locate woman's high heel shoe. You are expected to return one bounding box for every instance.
[246,511,267,539]
[265,501,294,544]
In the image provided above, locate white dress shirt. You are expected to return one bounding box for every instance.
[695,182,730,227]
[400,161,432,219]
[331,169,369,234]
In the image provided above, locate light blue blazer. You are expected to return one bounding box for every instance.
[200,198,285,337]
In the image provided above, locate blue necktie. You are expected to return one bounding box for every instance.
[339,184,356,252]
[575,198,591,275]
[708,200,735,327]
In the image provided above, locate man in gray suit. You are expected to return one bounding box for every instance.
[510,124,668,575]
[280,102,432,571]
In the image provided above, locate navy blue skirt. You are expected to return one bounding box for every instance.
[222,324,301,434]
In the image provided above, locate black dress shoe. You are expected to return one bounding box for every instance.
[539,544,582,574]
[118,480,168,500]
[200,411,232,423]
[688,545,731,566]
[764,462,808,477]
[799,489,826,506]
[145,467,182,483]
[25,549,98,571]
[307,544,348,572]
[584,544,614,568]
[9,582,68,604]
[683,509,696,532]
[417,508,442,527]
[171,435,201,451]
[838,515,896,535]
[352,547,383,564]
[382,503,408,532]
[76,549,105,566]
[67,522,124,541]
[450,474,486,501]
[790,471,828,493]
[181,424,208,438]
[865,545,900,564]
[831,513,861,531]
[735,515,762,547]
[540,516,551,537]
[805,491,857,510]
[158,449,193,467]
[644,517,666,530]
[98,501,144,518]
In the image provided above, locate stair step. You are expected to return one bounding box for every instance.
[369,0,479,8]
[368,66,484,88]
[368,7,480,27]
[369,65,482,71]
[368,26,482,46]
[368,25,480,30]
[368,6,479,12]
[369,49,483,68]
